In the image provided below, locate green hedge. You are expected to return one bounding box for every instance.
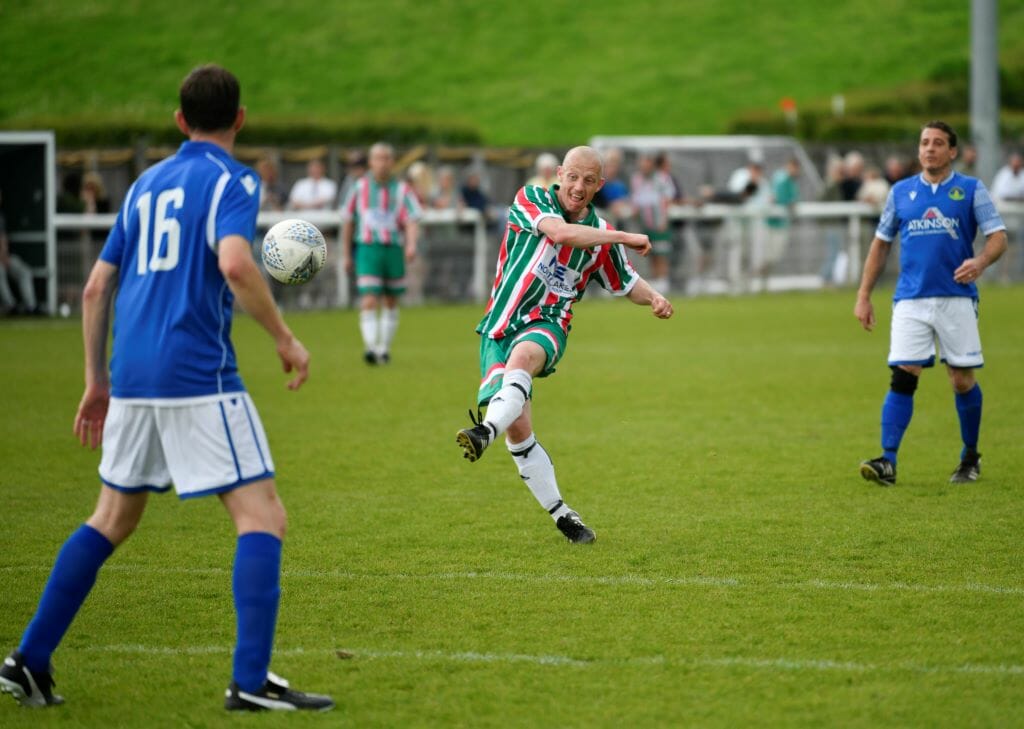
[0,112,483,147]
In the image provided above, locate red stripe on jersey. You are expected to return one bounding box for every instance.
[599,246,623,291]
[491,241,547,336]
[380,185,391,244]
[515,187,541,223]
[359,179,371,244]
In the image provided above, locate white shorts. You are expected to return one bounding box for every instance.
[888,297,983,369]
[98,392,275,499]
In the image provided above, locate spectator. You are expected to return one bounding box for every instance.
[431,166,463,212]
[592,148,631,219]
[955,144,977,176]
[758,157,801,285]
[80,172,111,214]
[255,158,286,211]
[631,153,675,292]
[57,172,85,213]
[819,154,848,286]
[990,152,1024,203]
[839,151,865,201]
[526,152,558,188]
[0,190,40,316]
[461,169,490,220]
[405,160,435,207]
[884,155,908,185]
[727,149,767,198]
[287,158,337,211]
[990,152,1024,282]
[857,166,891,208]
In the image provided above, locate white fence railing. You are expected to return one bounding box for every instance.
[49,201,1024,312]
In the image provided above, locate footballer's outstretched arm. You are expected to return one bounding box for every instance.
[537,217,651,256]
[218,234,309,390]
[627,277,674,319]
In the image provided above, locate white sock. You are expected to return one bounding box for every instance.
[379,307,399,356]
[484,369,531,440]
[359,309,378,352]
[507,433,564,516]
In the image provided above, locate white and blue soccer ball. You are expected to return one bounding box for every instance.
[261,219,327,285]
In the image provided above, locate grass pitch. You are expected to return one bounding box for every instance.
[1,286,1023,727]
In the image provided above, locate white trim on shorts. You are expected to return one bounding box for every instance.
[888,296,984,369]
[98,392,275,499]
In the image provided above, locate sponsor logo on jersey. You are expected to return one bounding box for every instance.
[948,186,965,201]
[241,174,257,196]
[909,190,917,201]
[906,206,960,240]
[534,253,578,298]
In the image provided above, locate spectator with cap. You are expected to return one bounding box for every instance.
[526,152,559,189]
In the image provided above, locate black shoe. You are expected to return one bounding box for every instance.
[378,352,390,365]
[456,409,493,463]
[225,672,334,712]
[950,451,981,483]
[363,351,378,366]
[860,456,896,486]
[0,650,64,707]
[556,510,596,544]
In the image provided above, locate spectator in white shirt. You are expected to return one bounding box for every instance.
[288,159,338,211]
[991,152,1024,203]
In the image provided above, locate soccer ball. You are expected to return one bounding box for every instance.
[261,219,327,285]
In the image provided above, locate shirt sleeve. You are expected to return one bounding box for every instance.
[507,185,561,234]
[99,206,127,266]
[212,172,260,250]
[99,183,135,266]
[974,181,1007,236]
[874,188,898,242]
[590,242,639,296]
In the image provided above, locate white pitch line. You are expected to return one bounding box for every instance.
[3,564,1023,596]
[78,644,1024,677]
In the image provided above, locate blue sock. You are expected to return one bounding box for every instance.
[232,532,282,693]
[19,524,114,673]
[955,383,983,459]
[881,391,914,465]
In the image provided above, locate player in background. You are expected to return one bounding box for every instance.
[630,152,675,293]
[855,121,1007,486]
[341,142,421,365]
[456,146,673,543]
[0,65,333,712]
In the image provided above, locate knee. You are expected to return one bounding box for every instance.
[949,369,976,394]
[890,366,919,396]
[87,505,143,547]
[360,295,378,311]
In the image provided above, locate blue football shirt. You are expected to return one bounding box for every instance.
[100,141,261,398]
[875,172,1005,302]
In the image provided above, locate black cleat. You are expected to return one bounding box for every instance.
[0,651,64,707]
[363,351,378,366]
[860,456,896,486]
[949,451,981,484]
[225,672,334,712]
[378,352,390,365]
[556,510,596,544]
[456,409,493,462]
